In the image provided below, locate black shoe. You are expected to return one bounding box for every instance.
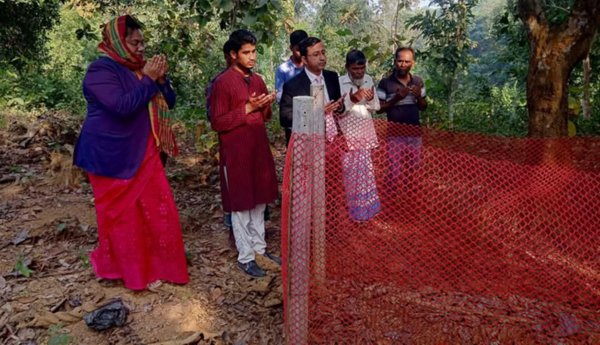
[263,251,282,266]
[237,260,266,277]
[224,213,232,229]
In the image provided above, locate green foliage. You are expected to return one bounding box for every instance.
[424,81,528,137]
[573,111,600,136]
[57,223,67,232]
[491,0,529,81]
[0,5,95,114]
[15,253,34,277]
[0,0,598,140]
[185,250,194,265]
[406,0,480,125]
[303,0,400,80]
[195,119,219,152]
[48,324,72,345]
[407,0,479,79]
[79,250,91,267]
[0,0,62,70]
[1,0,291,118]
[0,60,86,113]
[492,0,600,133]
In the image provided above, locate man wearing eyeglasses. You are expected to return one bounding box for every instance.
[279,37,346,146]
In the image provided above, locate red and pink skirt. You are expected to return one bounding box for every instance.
[88,137,189,290]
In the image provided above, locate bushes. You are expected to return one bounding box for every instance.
[0,62,86,115]
[0,1,597,142]
[422,81,528,137]
[573,101,600,136]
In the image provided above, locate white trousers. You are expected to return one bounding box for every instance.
[232,204,267,264]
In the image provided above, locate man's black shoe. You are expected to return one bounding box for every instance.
[263,251,282,265]
[237,260,266,277]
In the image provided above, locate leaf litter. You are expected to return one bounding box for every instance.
[0,114,286,344]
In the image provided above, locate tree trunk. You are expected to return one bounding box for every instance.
[525,40,570,137]
[448,69,458,129]
[518,0,600,138]
[582,54,592,119]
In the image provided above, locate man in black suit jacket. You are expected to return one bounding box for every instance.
[280,37,346,146]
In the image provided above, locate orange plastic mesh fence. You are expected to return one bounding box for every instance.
[281,120,600,344]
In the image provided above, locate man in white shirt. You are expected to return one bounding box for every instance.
[339,49,380,151]
[338,49,381,221]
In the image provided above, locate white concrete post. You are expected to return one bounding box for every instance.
[286,84,326,345]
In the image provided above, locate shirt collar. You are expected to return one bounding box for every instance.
[232,66,253,78]
[287,58,303,70]
[342,73,372,87]
[304,68,323,83]
[340,73,352,85]
[391,72,413,86]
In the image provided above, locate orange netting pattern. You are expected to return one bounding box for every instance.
[281,120,600,344]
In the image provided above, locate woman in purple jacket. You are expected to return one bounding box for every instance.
[73,15,188,290]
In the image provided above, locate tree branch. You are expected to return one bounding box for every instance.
[549,4,569,13]
[517,0,547,40]
[557,0,600,65]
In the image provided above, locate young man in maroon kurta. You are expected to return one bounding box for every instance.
[210,29,280,277]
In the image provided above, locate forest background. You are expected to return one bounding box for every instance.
[1,0,598,144]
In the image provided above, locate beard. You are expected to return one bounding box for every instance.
[350,75,364,88]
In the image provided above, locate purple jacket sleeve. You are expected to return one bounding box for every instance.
[157,77,176,110]
[83,62,160,118]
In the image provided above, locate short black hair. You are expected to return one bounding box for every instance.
[346,49,366,66]
[222,40,233,56]
[228,29,257,54]
[290,30,308,47]
[298,37,322,57]
[395,46,415,60]
[125,16,142,37]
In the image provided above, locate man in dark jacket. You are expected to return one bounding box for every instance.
[279,37,345,146]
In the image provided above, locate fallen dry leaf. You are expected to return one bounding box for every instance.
[230,324,250,333]
[17,297,37,304]
[50,297,67,312]
[199,256,212,265]
[12,229,29,245]
[211,287,222,302]
[13,284,27,294]
[17,328,36,340]
[233,331,252,345]
[149,330,222,345]
[248,276,273,293]
[12,302,29,312]
[47,248,65,257]
[255,254,281,272]
[201,267,215,276]
[263,297,282,308]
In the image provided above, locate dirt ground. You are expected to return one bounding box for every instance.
[0,113,286,345]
